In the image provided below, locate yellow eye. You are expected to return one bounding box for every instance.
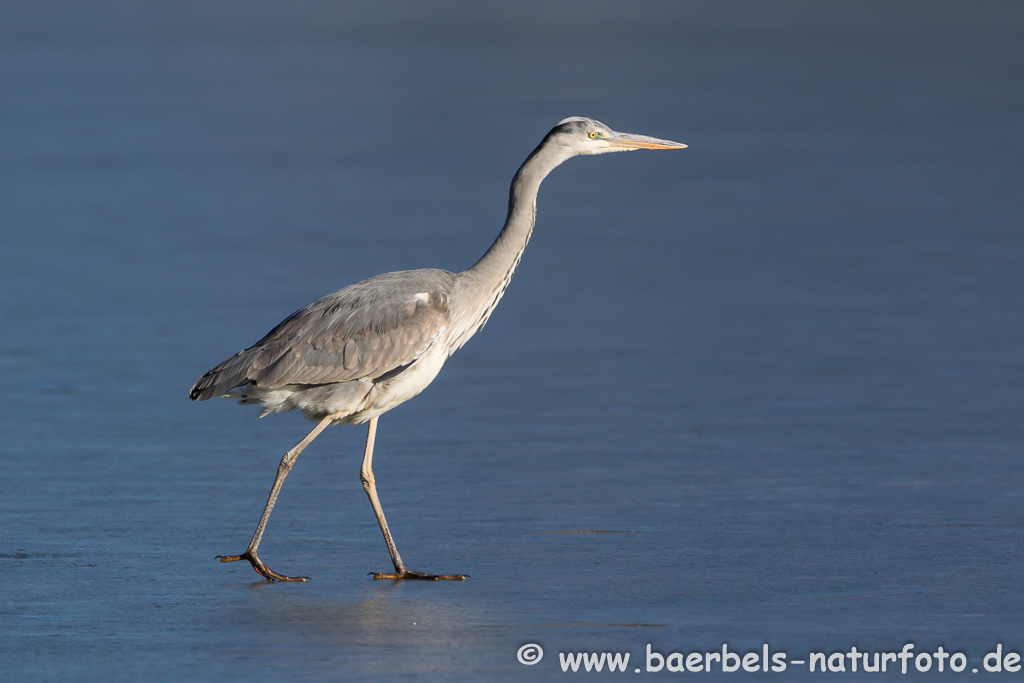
[588,131,598,139]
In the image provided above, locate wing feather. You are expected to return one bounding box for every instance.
[189,269,455,400]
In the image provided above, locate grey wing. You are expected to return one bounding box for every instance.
[190,269,455,401]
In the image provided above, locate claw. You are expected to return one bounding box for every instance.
[217,551,310,582]
[370,569,469,581]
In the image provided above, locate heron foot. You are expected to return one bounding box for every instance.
[217,551,310,582]
[370,569,469,581]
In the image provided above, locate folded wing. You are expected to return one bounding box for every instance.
[189,269,455,401]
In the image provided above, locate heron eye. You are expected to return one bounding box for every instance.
[588,131,598,139]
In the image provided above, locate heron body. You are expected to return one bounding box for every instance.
[190,117,686,581]
[192,269,456,425]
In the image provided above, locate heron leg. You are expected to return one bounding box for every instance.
[218,415,333,582]
[360,417,468,581]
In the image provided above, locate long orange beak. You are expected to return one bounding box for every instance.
[606,131,687,150]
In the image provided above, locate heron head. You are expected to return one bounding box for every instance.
[550,116,687,156]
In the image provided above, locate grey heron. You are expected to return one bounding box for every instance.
[190,116,686,581]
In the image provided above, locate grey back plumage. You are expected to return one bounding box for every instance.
[190,268,456,401]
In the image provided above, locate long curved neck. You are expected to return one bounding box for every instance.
[446,136,575,351]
